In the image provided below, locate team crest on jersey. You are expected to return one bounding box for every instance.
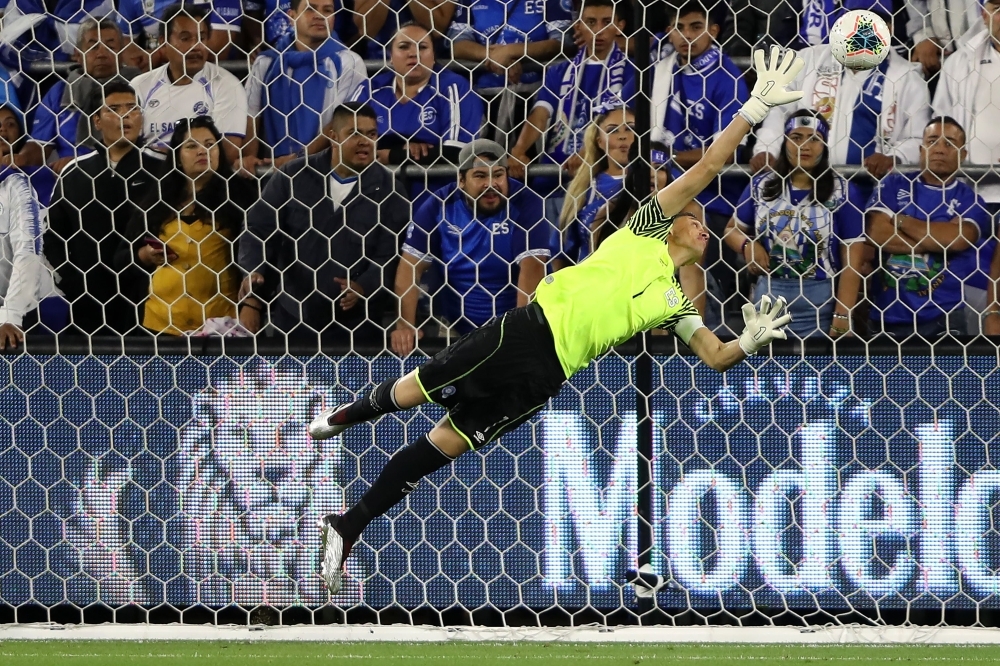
[883,101,896,136]
[814,96,835,121]
[193,101,210,116]
[664,288,679,307]
[812,70,839,121]
[421,106,437,124]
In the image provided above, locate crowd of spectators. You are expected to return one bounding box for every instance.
[1,0,1000,350]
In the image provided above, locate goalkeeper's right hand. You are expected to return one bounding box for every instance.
[739,46,806,126]
[738,295,792,356]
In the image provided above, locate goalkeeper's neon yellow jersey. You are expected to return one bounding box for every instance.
[534,198,701,378]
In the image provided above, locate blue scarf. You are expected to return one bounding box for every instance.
[800,0,837,46]
[846,57,890,164]
[548,42,629,158]
[261,40,347,157]
[664,46,721,150]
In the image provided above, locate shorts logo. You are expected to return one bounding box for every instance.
[193,101,210,116]
[441,386,456,398]
[664,288,679,307]
[474,431,486,443]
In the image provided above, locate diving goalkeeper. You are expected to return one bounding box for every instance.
[310,47,804,595]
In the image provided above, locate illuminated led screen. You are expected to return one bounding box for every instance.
[0,354,997,611]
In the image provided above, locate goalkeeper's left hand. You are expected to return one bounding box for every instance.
[738,295,792,355]
[739,45,806,126]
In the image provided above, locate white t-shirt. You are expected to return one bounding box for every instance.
[970,57,1000,169]
[329,173,357,211]
[131,62,249,150]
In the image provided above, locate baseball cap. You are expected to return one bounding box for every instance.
[458,139,508,172]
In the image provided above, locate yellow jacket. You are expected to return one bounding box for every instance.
[143,217,239,335]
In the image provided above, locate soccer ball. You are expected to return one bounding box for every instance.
[829,10,892,70]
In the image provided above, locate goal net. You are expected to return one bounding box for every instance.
[0,0,998,635]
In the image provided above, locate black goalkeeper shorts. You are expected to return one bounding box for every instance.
[414,303,567,450]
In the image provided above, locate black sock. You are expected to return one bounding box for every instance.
[339,435,454,541]
[332,377,402,426]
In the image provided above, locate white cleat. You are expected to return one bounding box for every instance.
[318,514,353,595]
[309,404,351,440]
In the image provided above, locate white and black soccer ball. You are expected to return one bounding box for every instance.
[829,9,892,71]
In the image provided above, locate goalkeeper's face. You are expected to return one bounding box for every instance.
[668,204,710,265]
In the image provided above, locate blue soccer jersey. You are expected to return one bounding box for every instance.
[866,171,990,324]
[551,171,623,265]
[734,173,865,282]
[118,0,242,44]
[341,0,413,59]
[447,0,572,89]
[30,81,92,160]
[353,68,484,149]
[629,47,748,216]
[402,180,550,331]
[259,0,354,49]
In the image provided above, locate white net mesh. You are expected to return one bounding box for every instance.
[0,0,998,633]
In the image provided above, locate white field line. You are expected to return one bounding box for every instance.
[2,624,1000,644]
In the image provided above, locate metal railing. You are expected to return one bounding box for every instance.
[255,162,1000,180]
[26,53,754,80]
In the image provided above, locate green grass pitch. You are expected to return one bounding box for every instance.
[1,641,999,665]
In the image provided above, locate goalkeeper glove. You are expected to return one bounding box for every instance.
[739,295,792,355]
[739,45,806,126]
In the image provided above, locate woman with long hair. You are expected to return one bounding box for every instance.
[552,107,635,270]
[115,116,257,335]
[723,109,867,339]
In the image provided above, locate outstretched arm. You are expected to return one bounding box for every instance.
[655,47,804,219]
[688,328,748,372]
[688,296,792,372]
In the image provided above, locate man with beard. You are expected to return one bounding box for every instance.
[391,138,549,356]
[239,102,409,346]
